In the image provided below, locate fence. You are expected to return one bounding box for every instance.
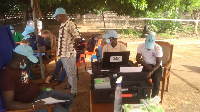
[1,10,199,35]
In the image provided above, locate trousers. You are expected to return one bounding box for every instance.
[142,65,162,97]
[32,90,74,112]
[61,56,77,93]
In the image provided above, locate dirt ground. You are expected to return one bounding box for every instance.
[44,34,200,112]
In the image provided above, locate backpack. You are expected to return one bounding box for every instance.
[86,37,98,52]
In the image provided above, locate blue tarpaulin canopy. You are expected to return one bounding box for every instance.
[0,25,16,112]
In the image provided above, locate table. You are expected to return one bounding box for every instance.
[90,90,114,112]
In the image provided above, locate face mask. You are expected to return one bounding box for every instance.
[11,30,14,34]
[19,59,27,69]
[105,39,110,44]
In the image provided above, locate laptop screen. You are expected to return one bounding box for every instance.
[102,51,130,69]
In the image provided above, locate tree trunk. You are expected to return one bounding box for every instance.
[102,11,106,33]
[193,20,198,34]
[31,0,45,79]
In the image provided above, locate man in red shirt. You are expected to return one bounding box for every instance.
[0,44,74,111]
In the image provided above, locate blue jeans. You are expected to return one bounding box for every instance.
[33,53,45,59]
[33,90,74,112]
[53,59,66,82]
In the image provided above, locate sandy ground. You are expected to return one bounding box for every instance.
[41,36,200,112]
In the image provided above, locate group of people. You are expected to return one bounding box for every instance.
[0,7,163,112]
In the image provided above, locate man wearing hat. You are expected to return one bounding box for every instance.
[136,34,163,97]
[102,30,127,58]
[52,7,81,97]
[10,25,24,43]
[0,44,74,111]
[22,26,46,59]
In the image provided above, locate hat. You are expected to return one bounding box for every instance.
[52,7,66,18]
[22,26,35,39]
[14,44,38,63]
[102,30,118,39]
[10,25,14,30]
[145,34,155,49]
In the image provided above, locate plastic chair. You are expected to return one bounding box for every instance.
[76,53,86,80]
[91,46,101,62]
[85,39,102,57]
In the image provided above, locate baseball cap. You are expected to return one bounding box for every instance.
[22,26,35,39]
[145,34,156,49]
[14,44,38,63]
[10,25,14,30]
[52,7,66,18]
[102,30,118,39]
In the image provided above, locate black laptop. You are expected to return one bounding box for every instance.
[102,51,130,71]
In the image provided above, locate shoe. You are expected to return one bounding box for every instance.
[70,93,77,98]
[62,85,71,89]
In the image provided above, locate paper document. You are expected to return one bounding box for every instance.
[40,97,69,104]
[120,66,143,72]
[87,70,92,74]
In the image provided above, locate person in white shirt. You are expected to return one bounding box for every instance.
[136,34,163,97]
[102,30,127,58]
[52,7,81,98]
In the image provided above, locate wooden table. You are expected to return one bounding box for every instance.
[90,90,114,112]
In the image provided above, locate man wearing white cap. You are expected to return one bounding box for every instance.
[0,44,74,111]
[22,26,46,59]
[136,34,163,97]
[52,7,81,97]
[102,30,127,58]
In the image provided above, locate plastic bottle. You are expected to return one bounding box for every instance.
[114,76,122,112]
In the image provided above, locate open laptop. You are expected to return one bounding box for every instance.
[102,51,130,71]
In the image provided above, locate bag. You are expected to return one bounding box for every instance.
[86,37,98,52]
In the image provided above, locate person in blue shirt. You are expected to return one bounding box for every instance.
[22,26,46,59]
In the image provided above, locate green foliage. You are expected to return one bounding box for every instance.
[120,29,142,37]
[145,11,181,33]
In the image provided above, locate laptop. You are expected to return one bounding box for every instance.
[102,51,130,71]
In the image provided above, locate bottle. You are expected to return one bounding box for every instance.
[114,76,122,112]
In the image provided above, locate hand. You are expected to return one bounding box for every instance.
[34,100,47,110]
[146,72,152,78]
[144,64,153,71]
[45,75,53,83]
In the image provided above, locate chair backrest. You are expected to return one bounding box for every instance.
[155,41,173,66]
[42,30,57,51]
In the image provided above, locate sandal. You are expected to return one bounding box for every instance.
[62,85,71,89]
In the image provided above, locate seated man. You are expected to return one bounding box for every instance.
[0,44,74,112]
[10,25,24,43]
[136,34,163,97]
[22,26,46,59]
[49,37,86,87]
[102,30,127,58]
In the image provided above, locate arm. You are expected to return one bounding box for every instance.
[151,57,162,73]
[2,91,46,110]
[136,53,153,71]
